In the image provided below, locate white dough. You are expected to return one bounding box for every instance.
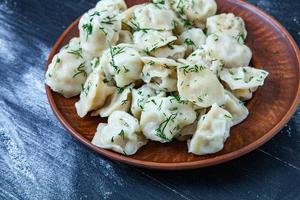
[92,111,147,155]
[100,44,143,87]
[188,104,232,155]
[140,96,197,143]
[46,38,87,98]
[141,56,179,92]
[207,13,247,41]
[75,69,116,118]
[219,66,269,90]
[205,33,252,68]
[177,64,225,108]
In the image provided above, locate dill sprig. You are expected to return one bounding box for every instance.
[180,65,205,75]
[109,46,126,74]
[82,23,93,41]
[155,113,178,142]
[184,38,196,47]
[73,63,87,78]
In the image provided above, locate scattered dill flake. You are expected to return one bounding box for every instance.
[111,136,114,143]
[198,96,204,102]
[82,23,93,41]
[67,48,83,58]
[121,99,128,105]
[243,68,247,73]
[151,99,157,105]
[155,113,178,142]
[149,61,155,65]
[184,38,196,47]
[234,77,242,81]
[118,129,125,139]
[224,114,232,119]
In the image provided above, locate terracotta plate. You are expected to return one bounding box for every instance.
[45,0,300,170]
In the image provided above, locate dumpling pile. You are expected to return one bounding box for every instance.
[46,0,269,156]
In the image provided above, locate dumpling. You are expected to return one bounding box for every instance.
[178,28,207,55]
[168,0,217,28]
[176,108,207,141]
[131,85,157,119]
[117,30,133,44]
[219,66,269,90]
[91,85,133,117]
[75,70,116,118]
[126,3,177,31]
[133,30,177,55]
[177,64,225,108]
[205,33,252,68]
[207,13,247,41]
[100,44,143,87]
[92,111,147,155]
[95,0,127,13]
[140,96,197,143]
[79,8,121,59]
[223,90,249,126]
[141,56,179,92]
[180,48,224,75]
[188,103,233,155]
[46,38,88,98]
[151,45,186,60]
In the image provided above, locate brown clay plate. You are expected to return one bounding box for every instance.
[45,0,300,170]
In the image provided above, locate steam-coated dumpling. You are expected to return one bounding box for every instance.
[141,56,179,92]
[152,45,186,60]
[188,104,233,155]
[140,96,197,143]
[223,90,249,126]
[133,30,177,55]
[79,7,121,59]
[91,85,133,117]
[205,33,252,68]
[100,44,143,87]
[126,3,177,31]
[177,64,225,108]
[95,0,127,12]
[207,13,247,41]
[181,48,224,75]
[75,70,116,117]
[178,28,207,55]
[46,38,88,98]
[219,66,269,90]
[168,0,217,27]
[92,111,147,155]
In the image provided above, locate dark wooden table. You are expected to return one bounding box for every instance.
[0,0,299,199]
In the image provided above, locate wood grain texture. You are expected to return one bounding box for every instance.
[46,0,300,169]
[0,0,299,199]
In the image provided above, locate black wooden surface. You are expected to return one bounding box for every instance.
[0,0,299,199]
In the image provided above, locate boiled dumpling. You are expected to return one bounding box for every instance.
[126,3,177,31]
[188,103,233,155]
[75,70,116,117]
[92,111,147,155]
[223,90,249,126]
[231,88,255,101]
[180,48,224,75]
[140,96,197,143]
[178,28,207,55]
[205,33,252,68]
[177,64,225,108]
[46,38,88,98]
[141,56,179,92]
[91,85,133,117]
[117,30,133,44]
[95,0,127,13]
[219,66,269,90]
[151,45,186,59]
[100,44,143,87]
[133,30,177,55]
[131,85,165,119]
[168,0,217,28]
[207,13,247,41]
[79,8,121,59]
